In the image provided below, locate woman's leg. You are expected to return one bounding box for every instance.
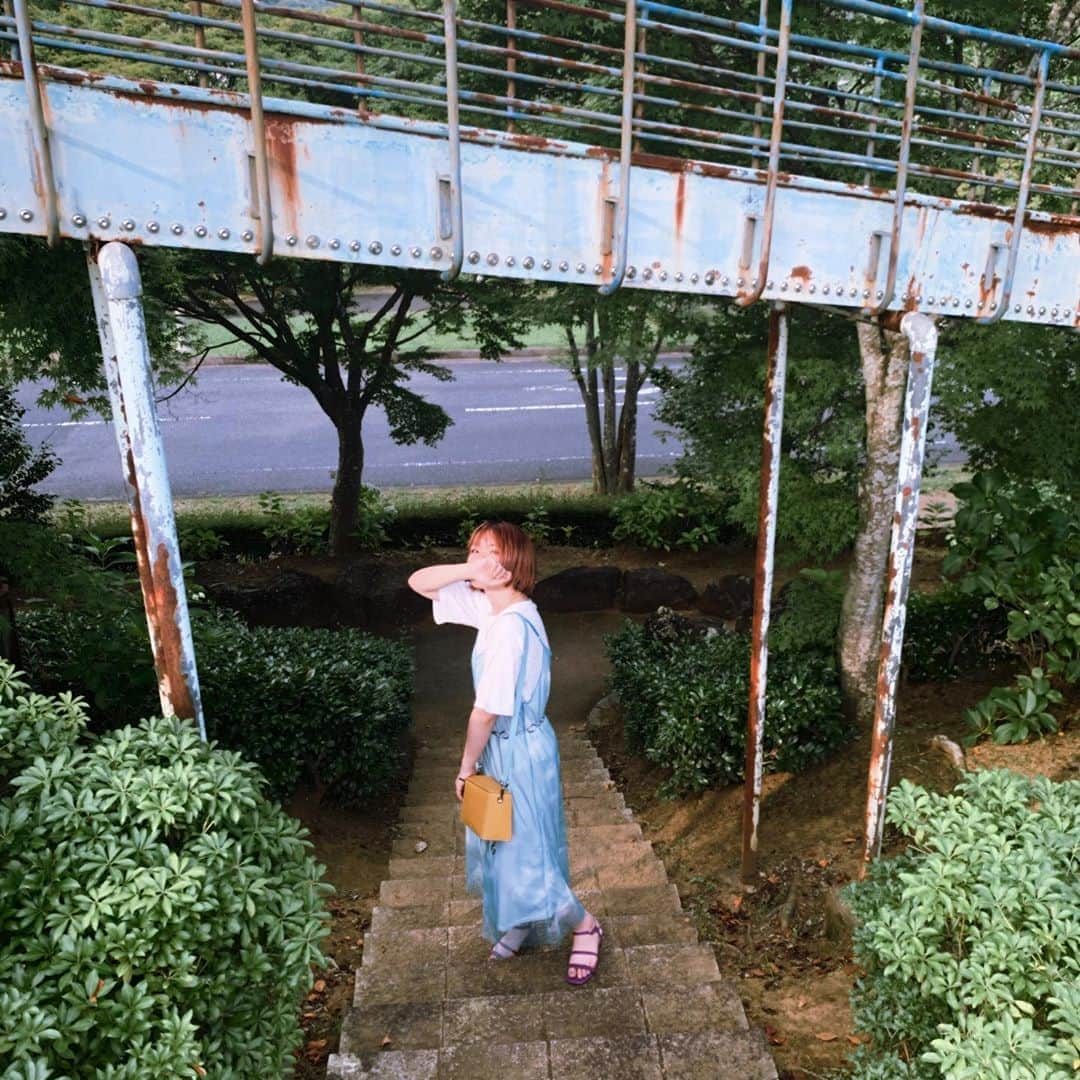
[566,911,602,985]
[489,925,530,960]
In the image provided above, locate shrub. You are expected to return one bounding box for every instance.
[903,589,1008,683]
[258,491,329,555]
[19,604,413,804]
[0,387,57,524]
[606,620,848,794]
[845,770,1080,1079]
[611,479,734,552]
[943,471,1079,743]
[0,662,331,1078]
[769,569,844,655]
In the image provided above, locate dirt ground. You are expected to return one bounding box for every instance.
[284,541,1080,1078]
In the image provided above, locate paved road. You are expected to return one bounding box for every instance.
[17,357,683,500]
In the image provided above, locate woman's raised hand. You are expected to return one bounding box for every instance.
[468,552,512,590]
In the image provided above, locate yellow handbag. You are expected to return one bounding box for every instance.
[460,774,512,842]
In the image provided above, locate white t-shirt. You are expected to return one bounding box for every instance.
[433,580,548,717]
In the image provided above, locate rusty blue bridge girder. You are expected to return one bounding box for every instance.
[0,0,1076,856]
[0,0,1076,325]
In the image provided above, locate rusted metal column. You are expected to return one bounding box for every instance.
[97,242,206,741]
[506,0,516,133]
[441,0,464,281]
[191,0,208,89]
[241,0,274,265]
[861,312,938,870]
[740,302,789,887]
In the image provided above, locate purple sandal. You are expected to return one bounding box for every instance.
[566,921,603,986]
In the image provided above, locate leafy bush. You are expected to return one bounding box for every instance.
[20,604,413,803]
[258,491,329,555]
[0,661,331,1078]
[611,479,734,551]
[903,589,1008,683]
[606,620,848,794]
[943,471,1079,743]
[845,770,1080,1079]
[769,569,844,655]
[0,386,57,524]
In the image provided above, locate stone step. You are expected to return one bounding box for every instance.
[353,939,721,1005]
[402,787,627,813]
[414,738,598,761]
[414,754,604,776]
[404,769,611,800]
[388,820,644,861]
[397,797,633,829]
[339,980,749,1057]
[328,1028,776,1079]
[368,882,682,934]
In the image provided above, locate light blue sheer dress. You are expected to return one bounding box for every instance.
[465,612,585,946]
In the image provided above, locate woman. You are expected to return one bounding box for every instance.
[407,521,602,985]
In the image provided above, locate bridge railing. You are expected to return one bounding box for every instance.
[3,0,1077,217]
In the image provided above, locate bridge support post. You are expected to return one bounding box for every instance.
[861,312,938,870]
[740,302,789,887]
[91,242,206,740]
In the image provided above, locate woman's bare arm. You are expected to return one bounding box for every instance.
[407,562,473,600]
[456,706,498,799]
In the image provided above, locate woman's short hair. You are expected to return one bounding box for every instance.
[468,520,537,596]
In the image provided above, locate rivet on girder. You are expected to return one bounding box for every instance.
[863,289,870,299]
[1064,309,1072,318]
[99,216,112,229]
[658,270,668,282]
[576,262,586,274]
[171,224,183,235]
[952,298,959,308]
[219,228,231,240]
[389,244,401,256]
[307,236,320,249]
[285,234,297,246]
[809,284,816,294]
[0,209,6,221]
[965,299,972,308]
[977,301,984,310]
[542,259,552,271]
[522,256,534,270]
[720,275,729,286]
[642,268,653,280]
[1051,308,1059,318]
[822,284,831,295]
[736,277,744,287]
[877,290,884,299]
[147,222,160,234]
[243,230,254,242]
[626,266,636,279]
[690,273,699,284]
[350,241,361,252]
[487,253,499,266]
[195,225,208,238]
[72,213,87,227]
[1027,305,1035,315]
[751,279,758,289]
[766,280,773,290]
[559,261,569,272]
[329,239,341,250]
[1014,304,1021,313]
[467,250,480,264]
[506,256,516,268]
[122,219,135,231]
[794,283,803,293]
[704,272,715,285]
[990,303,998,311]
[431,246,443,260]
[1038,306,1046,316]
[780,282,788,291]
[369,241,383,255]
[675,272,684,283]
[410,246,422,258]
[594,264,603,276]
[19,209,33,222]
[927,296,935,304]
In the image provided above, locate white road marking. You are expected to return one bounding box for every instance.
[23,415,213,428]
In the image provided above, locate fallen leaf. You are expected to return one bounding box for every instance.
[750,968,766,978]
[767,873,781,885]
[88,978,105,1005]
[381,1035,393,1048]
[846,1034,865,1046]
[302,1011,316,1021]
[796,996,808,1009]
[313,979,327,994]
[842,837,857,844]
[817,858,830,868]
[815,1032,839,1042]
[414,840,429,854]
[764,1024,786,1046]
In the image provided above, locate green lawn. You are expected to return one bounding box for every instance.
[193,316,567,358]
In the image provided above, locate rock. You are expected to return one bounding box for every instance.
[643,606,729,642]
[698,575,754,620]
[621,568,698,613]
[337,558,429,627]
[205,569,336,627]
[586,692,622,735]
[533,566,622,612]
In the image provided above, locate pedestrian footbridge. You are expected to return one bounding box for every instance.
[1,0,1076,877]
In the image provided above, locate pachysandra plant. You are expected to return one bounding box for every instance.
[845,769,1080,1079]
[0,662,333,1078]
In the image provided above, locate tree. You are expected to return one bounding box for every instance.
[0,386,58,523]
[150,252,527,552]
[538,288,695,495]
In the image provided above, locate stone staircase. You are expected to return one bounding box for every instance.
[327,726,777,1079]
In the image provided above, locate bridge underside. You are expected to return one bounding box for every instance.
[1,62,1076,328]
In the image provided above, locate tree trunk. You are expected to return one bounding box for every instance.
[838,321,910,726]
[329,403,366,556]
[614,358,640,494]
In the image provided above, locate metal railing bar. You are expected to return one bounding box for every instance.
[12,0,59,245]
[441,0,463,282]
[240,0,272,264]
